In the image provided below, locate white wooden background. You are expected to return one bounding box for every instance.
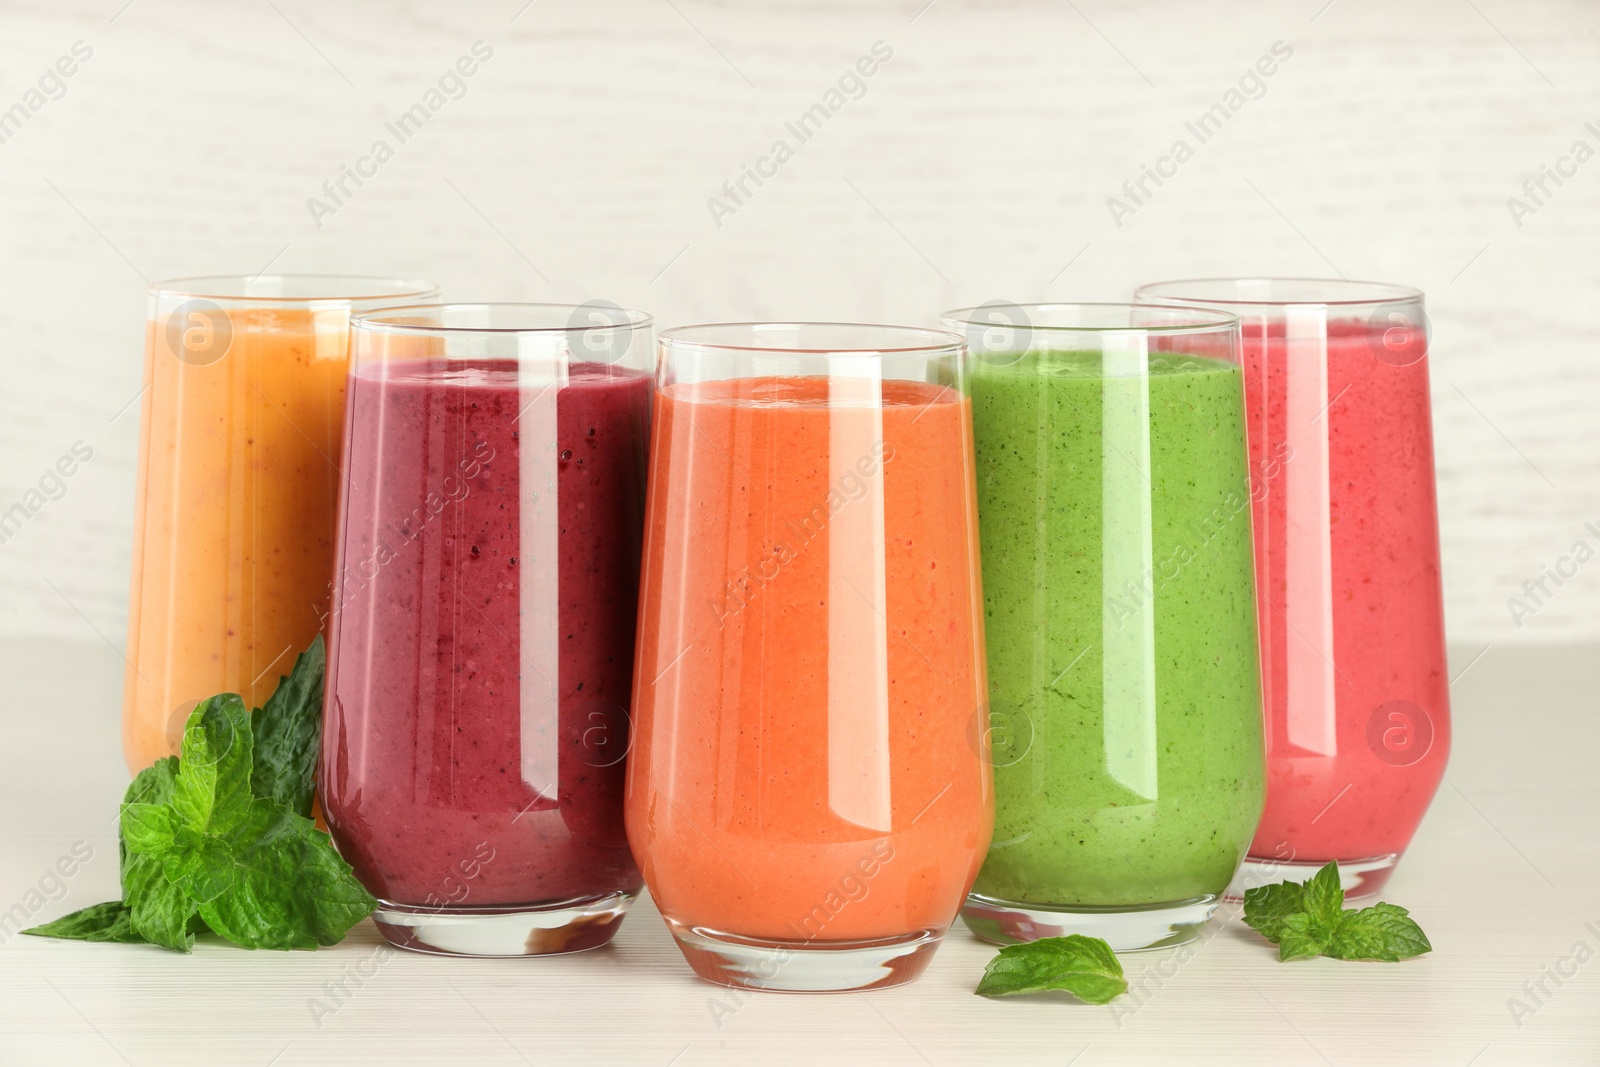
[1,0,1598,653]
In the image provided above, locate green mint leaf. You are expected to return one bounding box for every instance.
[123,851,199,952]
[1276,911,1336,961]
[1325,903,1432,962]
[172,694,254,834]
[22,901,146,944]
[162,839,236,905]
[121,756,179,882]
[188,798,376,950]
[120,803,177,855]
[1241,879,1305,944]
[1300,861,1345,929]
[251,636,326,817]
[124,756,180,807]
[975,935,1128,1004]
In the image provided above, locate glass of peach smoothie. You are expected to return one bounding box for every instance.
[123,275,437,772]
[626,323,993,992]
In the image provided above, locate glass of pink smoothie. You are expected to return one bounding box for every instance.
[322,303,653,955]
[1135,279,1449,899]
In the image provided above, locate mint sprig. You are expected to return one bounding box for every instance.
[1242,861,1432,962]
[24,636,374,952]
[975,934,1128,1004]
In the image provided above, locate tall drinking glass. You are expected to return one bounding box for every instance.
[942,303,1264,950]
[321,303,653,956]
[1135,279,1448,898]
[124,275,438,772]
[627,323,992,991]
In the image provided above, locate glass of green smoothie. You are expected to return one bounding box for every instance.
[941,303,1264,951]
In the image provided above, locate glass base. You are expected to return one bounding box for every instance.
[1227,853,1399,902]
[663,917,943,992]
[372,891,635,957]
[961,892,1218,951]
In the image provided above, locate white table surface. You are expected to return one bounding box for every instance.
[1,640,1594,1066]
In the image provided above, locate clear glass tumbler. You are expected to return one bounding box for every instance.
[626,323,992,991]
[943,303,1264,951]
[321,303,653,956]
[1135,279,1449,899]
[123,275,438,773]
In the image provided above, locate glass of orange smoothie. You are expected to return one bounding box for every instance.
[123,275,438,772]
[626,323,992,992]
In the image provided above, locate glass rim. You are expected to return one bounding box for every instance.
[350,302,654,335]
[659,322,966,357]
[1134,277,1424,308]
[150,274,440,303]
[941,302,1239,334]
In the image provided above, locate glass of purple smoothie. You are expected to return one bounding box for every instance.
[323,302,653,956]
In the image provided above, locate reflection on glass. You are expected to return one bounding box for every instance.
[321,303,652,957]
[627,323,992,992]
[945,303,1264,951]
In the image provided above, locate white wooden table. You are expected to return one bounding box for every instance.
[0,640,1594,1066]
